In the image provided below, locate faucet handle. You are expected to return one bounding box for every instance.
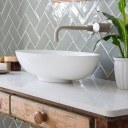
[92,22,110,33]
[93,23,100,33]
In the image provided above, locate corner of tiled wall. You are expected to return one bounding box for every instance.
[0,114,33,128]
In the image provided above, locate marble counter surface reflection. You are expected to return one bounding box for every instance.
[0,71,127,117]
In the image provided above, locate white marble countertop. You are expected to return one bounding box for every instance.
[0,71,128,117]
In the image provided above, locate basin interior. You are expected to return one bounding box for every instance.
[17,50,99,56]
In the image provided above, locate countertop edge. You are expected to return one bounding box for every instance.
[1,86,128,120]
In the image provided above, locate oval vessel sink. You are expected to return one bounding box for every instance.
[16,50,99,83]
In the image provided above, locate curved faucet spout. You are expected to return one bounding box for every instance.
[55,25,93,42]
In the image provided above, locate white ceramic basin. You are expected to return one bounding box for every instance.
[16,50,99,82]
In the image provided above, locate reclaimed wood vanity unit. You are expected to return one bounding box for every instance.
[0,72,128,128]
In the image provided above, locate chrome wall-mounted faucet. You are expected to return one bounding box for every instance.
[54,22,110,42]
[55,25,93,42]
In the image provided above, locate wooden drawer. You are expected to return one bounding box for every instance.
[11,96,90,128]
[0,92,10,114]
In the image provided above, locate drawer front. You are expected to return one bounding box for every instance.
[0,92,10,114]
[11,96,90,128]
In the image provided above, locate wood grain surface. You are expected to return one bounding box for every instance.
[0,92,10,114]
[11,96,90,128]
[96,118,128,128]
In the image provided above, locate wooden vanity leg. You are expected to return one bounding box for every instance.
[95,118,107,128]
[107,119,128,128]
[96,118,128,128]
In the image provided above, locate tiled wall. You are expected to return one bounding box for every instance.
[0,115,32,128]
[0,0,122,127]
[0,0,121,81]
